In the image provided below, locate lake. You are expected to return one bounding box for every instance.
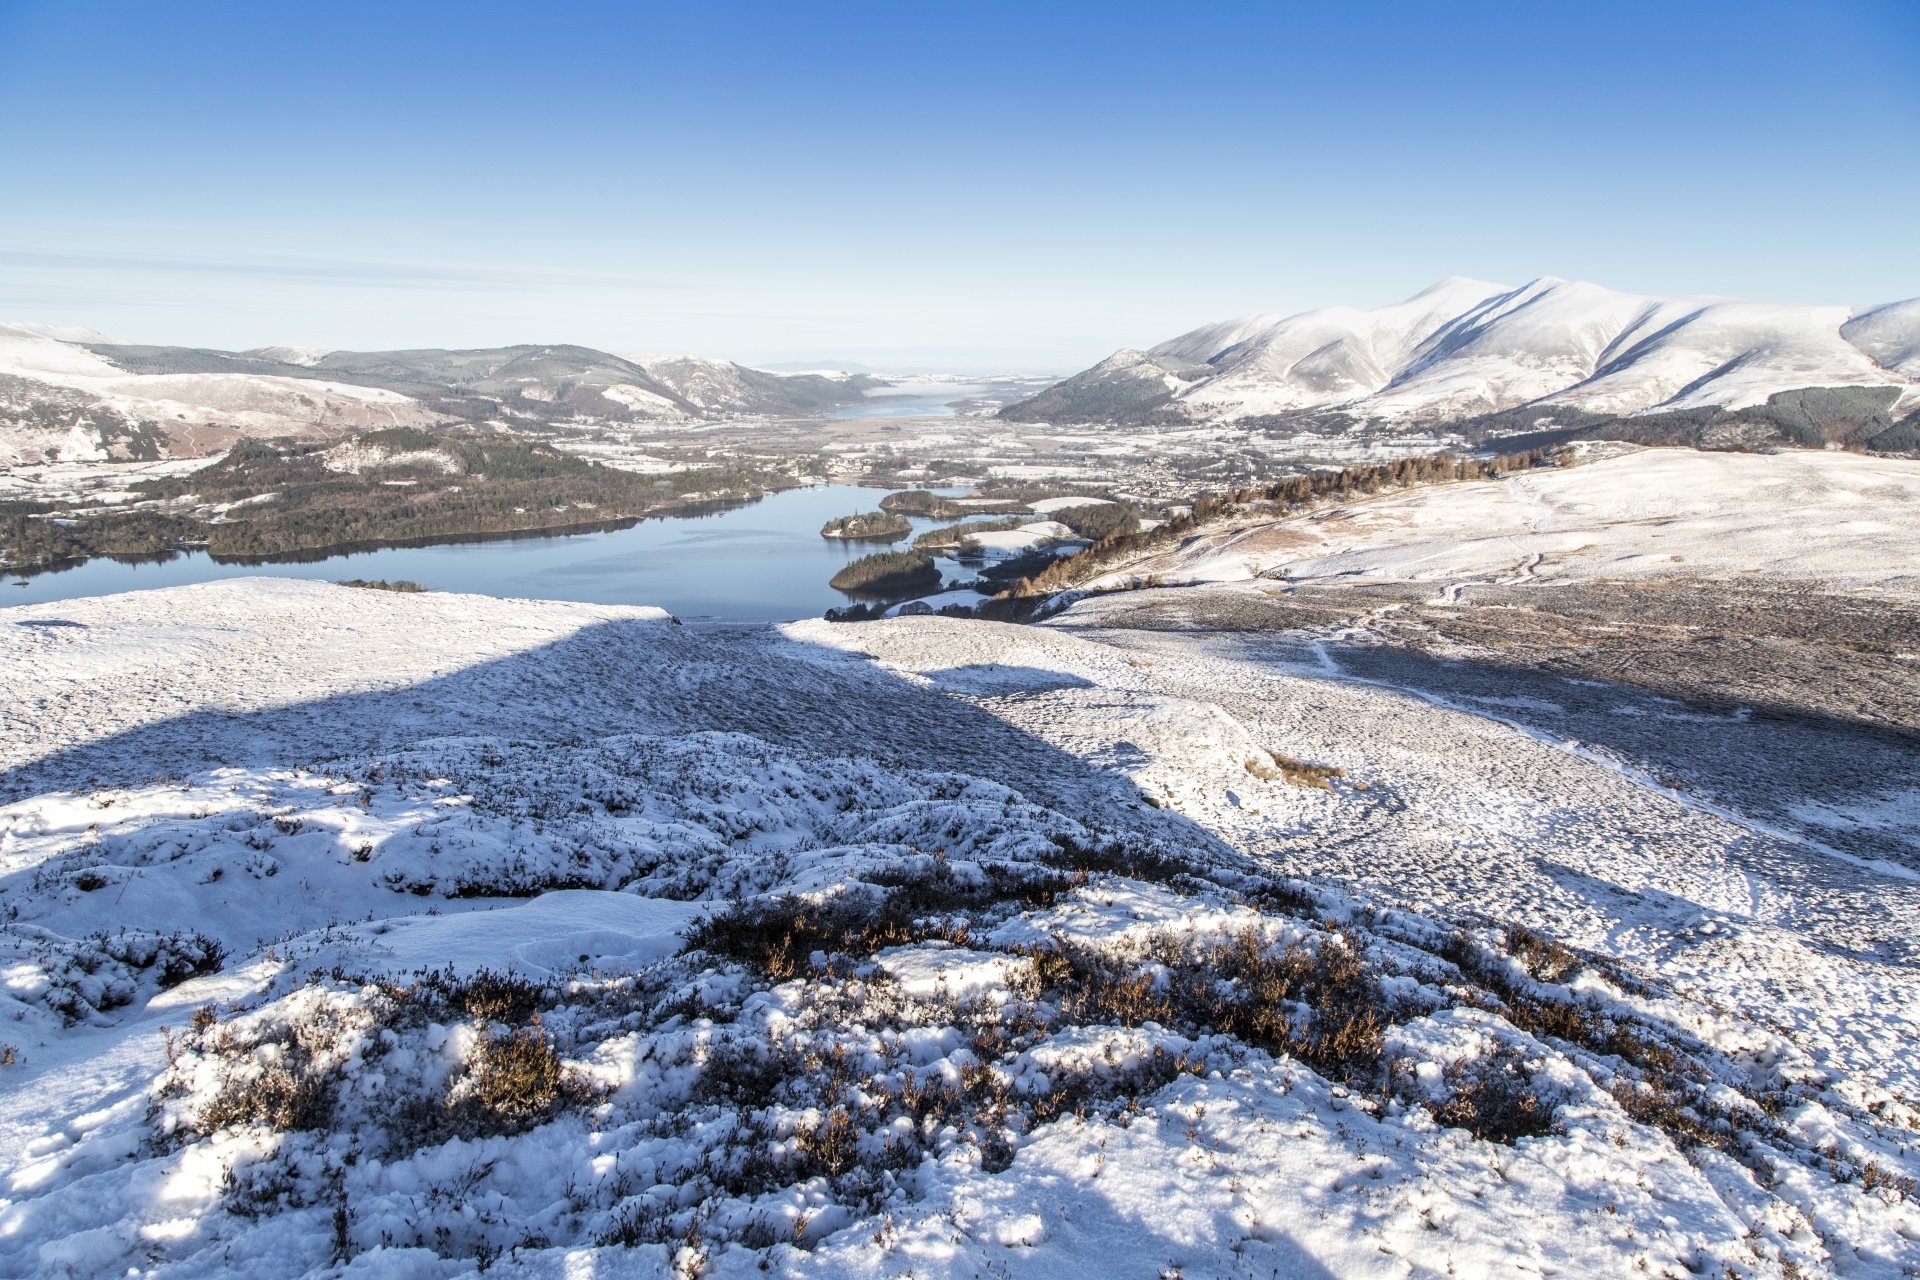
[3,484,989,621]
[825,377,992,419]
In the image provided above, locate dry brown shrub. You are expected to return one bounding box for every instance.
[1268,752,1346,790]
[794,1106,863,1176]
[1504,924,1580,983]
[195,1015,343,1134]
[1428,1050,1558,1143]
[684,894,964,979]
[462,1017,569,1128]
[1037,927,1387,1081]
[445,969,544,1023]
[682,859,1082,981]
[1858,1160,1916,1202]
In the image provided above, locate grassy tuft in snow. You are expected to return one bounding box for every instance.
[156,966,592,1154]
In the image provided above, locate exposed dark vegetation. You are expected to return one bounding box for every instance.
[0,429,796,569]
[32,928,227,1022]
[0,503,203,571]
[1437,928,1793,1162]
[819,509,910,540]
[144,833,1871,1271]
[335,578,427,593]
[1467,385,1920,458]
[1423,1048,1559,1144]
[828,548,943,594]
[1248,750,1348,790]
[159,967,582,1150]
[1047,501,1139,541]
[0,374,172,461]
[878,490,1027,518]
[676,846,1814,1171]
[822,598,980,622]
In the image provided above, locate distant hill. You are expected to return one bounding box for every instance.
[1002,277,1920,454]
[0,326,878,463]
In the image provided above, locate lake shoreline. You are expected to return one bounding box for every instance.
[4,482,995,621]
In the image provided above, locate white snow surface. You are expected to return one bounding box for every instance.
[1027,497,1117,515]
[0,323,125,346]
[1096,446,1920,596]
[1079,277,1920,424]
[1844,298,1920,378]
[962,520,1083,560]
[0,569,1915,1278]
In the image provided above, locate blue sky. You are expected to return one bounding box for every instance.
[0,0,1915,369]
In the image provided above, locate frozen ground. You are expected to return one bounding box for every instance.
[1091,446,1920,597]
[2,541,1917,1277]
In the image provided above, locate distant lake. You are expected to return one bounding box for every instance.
[3,485,987,621]
[826,378,991,419]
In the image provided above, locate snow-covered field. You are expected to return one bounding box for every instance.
[1092,446,1920,597]
[3,536,1917,1276]
[962,521,1083,561]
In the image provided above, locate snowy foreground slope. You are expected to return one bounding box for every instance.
[2,537,1918,1276]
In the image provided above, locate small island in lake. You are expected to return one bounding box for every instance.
[829,548,943,593]
[819,510,911,540]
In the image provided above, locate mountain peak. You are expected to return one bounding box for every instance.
[1002,276,1920,431]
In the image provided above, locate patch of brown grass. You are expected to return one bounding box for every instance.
[1267,751,1346,790]
[460,1016,569,1130]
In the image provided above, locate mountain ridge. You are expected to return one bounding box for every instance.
[0,329,878,464]
[1003,277,1920,452]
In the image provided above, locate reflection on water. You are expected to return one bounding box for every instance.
[3,485,987,621]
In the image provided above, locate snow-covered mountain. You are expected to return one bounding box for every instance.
[0,327,877,464]
[625,352,882,416]
[1003,277,1920,442]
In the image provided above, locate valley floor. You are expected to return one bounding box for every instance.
[2,448,1918,1280]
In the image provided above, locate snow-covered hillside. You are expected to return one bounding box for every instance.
[627,354,881,417]
[0,329,876,464]
[0,325,440,465]
[1090,445,1920,596]
[2,546,1916,1277]
[1003,277,1920,436]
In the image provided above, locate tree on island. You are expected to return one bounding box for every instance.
[819,510,911,541]
[829,549,943,592]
